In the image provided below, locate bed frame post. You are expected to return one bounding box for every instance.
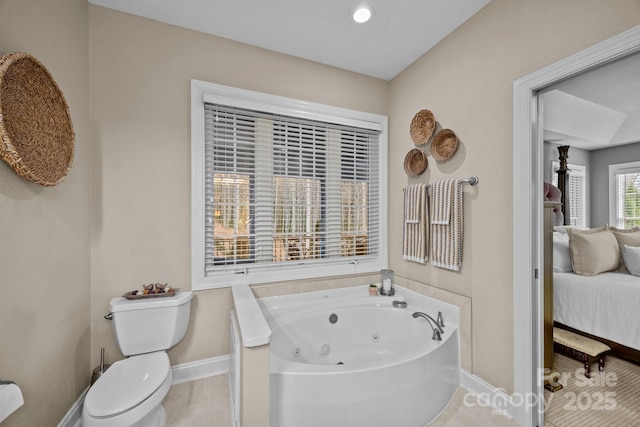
[556,145,571,225]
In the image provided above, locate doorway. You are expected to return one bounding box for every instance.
[512,25,640,427]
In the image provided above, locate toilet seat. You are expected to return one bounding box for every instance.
[84,352,171,418]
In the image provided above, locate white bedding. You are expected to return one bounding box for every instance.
[554,271,640,351]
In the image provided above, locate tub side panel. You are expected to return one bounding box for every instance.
[271,330,459,427]
[240,344,270,427]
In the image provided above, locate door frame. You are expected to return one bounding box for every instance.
[512,25,640,427]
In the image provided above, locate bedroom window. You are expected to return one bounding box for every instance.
[609,161,640,229]
[552,161,586,227]
[191,80,387,290]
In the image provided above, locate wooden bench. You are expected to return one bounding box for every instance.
[553,327,610,378]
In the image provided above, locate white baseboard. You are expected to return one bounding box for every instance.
[57,388,87,427]
[57,355,230,427]
[171,354,230,384]
[459,369,515,420]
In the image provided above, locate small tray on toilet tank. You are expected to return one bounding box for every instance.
[122,283,179,300]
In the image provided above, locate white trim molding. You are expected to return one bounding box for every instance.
[57,388,87,427]
[608,160,640,227]
[513,25,640,427]
[171,354,230,385]
[459,369,516,421]
[190,80,388,290]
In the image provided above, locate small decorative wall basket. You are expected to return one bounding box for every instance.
[403,148,428,177]
[0,52,75,186]
[430,128,459,161]
[409,109,435,145]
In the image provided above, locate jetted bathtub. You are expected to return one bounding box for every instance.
[258,285,460,427]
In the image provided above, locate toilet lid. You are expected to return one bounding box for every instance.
[84,352,170,418]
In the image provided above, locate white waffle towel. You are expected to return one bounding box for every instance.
[403,183,429,264]
[430,179,463,271]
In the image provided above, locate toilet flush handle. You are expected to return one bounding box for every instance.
[104,312,113,320]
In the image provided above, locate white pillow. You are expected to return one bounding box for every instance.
[622,245,640,277]
[609,227,640,270]
[552,232,572,273]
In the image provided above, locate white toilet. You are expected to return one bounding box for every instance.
[82,291,193,427]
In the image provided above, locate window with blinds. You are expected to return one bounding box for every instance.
[609,161,640,229]
[552,161,586,227]
[191,81,387,289]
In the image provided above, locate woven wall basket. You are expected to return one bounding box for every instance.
[409,109,435,145]
[404,148,428,177]
[430,128,459,161]
[0,52,75,186]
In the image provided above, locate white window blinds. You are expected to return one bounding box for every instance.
[568,173,585,227]
[203,103,381,276]
[610,161,640,229]
[552,162,586,227]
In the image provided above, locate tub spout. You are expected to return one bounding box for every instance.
[412,312,443,340]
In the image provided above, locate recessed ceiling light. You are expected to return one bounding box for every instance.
[352,6,372,23]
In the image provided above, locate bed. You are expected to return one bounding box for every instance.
[550,146,640,363]
[554,271,640,360]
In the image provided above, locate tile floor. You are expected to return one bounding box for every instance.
[428,388,520,427]
[163,375,232,426]
[162,374,521,427]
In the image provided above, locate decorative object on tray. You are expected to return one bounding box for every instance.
[409,109,436,145]
[369,284,378,296]
[403,148,428,177]
[123,283,179,299]
[430,128,459,161]
[0,52,75,186]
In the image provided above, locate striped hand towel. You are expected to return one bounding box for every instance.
[403,183,429,263]
[430,179,463,271]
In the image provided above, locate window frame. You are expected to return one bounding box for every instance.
[191,80,388,290]
[609,160,640,229]
[551,161,587,227]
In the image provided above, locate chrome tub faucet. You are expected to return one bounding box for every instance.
[412,312,443,341]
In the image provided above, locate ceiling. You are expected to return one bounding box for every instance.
[542,51,640,151]
[88,0,492,81]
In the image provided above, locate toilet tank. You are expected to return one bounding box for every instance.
[109,291,193,356]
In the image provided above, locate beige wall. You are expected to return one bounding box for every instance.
[388,0,640,392]
[88,5,388,367]
[0,1,91,426]
[1,1,638,424]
